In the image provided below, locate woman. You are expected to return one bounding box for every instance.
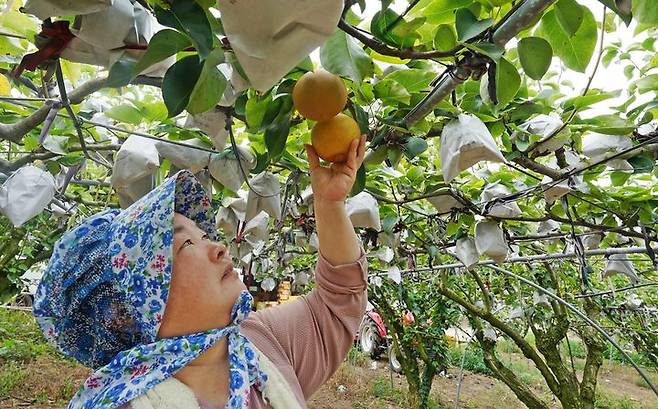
[33,136,368,408]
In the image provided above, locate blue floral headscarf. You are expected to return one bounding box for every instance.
[33,170,268,408]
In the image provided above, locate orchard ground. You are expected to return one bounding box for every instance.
[1,308,655,409]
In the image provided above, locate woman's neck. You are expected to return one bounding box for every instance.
[174,339,230,407]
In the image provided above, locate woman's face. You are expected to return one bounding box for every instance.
[157,213,246,338]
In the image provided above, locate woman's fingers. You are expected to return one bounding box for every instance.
[357,135,366,165]
[346,137,359,172]
[304,144,321,171]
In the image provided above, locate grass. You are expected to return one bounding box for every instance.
[370,376,447,409]
[0,308,57,364]
[0,308,655,409]
[346,345,368,368]
[0,308,85,406]
[594,391,658,409]
[446,344,491,375]
[0,361,25,397]
[634,372,658,390]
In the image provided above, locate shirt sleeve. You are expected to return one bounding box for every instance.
[241,248,368,399]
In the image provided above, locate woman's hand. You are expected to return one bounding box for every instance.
[304,135,367,203]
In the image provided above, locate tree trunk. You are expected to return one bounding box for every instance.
[578,300,606,409]
[418,363,436,409]
[480,340,550,409]
[535,323,582,409]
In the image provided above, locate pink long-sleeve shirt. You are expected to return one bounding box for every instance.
[125,250,368,408]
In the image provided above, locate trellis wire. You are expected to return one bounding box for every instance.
[573,282,658,299]
[0,96,54,102]
[485,264,658,396]
[373,246,658,276]
[0,96,228,155]
[479,130,658,211]
[2,96,284,202]
[0,31,26,39]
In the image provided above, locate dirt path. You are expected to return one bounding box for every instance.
[2,352,656,408]
[308,355,658,409]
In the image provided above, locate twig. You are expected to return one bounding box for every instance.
[338,19,460,60]
[55,60,90,159]
[225,112,280,198]
[364,187,451,205]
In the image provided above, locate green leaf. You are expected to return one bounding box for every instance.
[465,42,505,61]
[627,155,655,173]
[384,69,435,93]
[365,145,389,166]
[245,96,270,132]
[23,135,39,152]
[45,160,61,175]
[194,0,215,9]
[495,57,521,107]
[455,8,492,41]
[632,0,658,24]
[264,116,291,161]
[351,165,366,195]
[596,0,632,25]
[42,134,68,155]
[134,29,192,75]
[162,55,204,117]
[518,37,552,80]
[371,9,425,48]
[187,49,227,114]
[320,30,373,84]
[137,100,168,122]
[514,136,531,152]
[555,0,584,35]
[353,104,370,134]
[106,59,136,88]
[562,91,618,111]
[59,153,85,166]
[251,149,270,175]
[387,146,403,167]
[154,2,213,58]
[610,171,630,186]
[423,0,473,24]
[105,104,144,125]
[433,24,457,52]
[445,221,460,236]
[381,215,398,233]
[537,8,597,73]
[403,137,428,159]
[60,59,81,86]
[633,74,658,93]
[0,36,22,57]
[374,79,412,105]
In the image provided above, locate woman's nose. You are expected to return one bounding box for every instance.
[208,241,228,262]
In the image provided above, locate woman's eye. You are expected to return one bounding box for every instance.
[201,234,210,241]
[183,239,193,248]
